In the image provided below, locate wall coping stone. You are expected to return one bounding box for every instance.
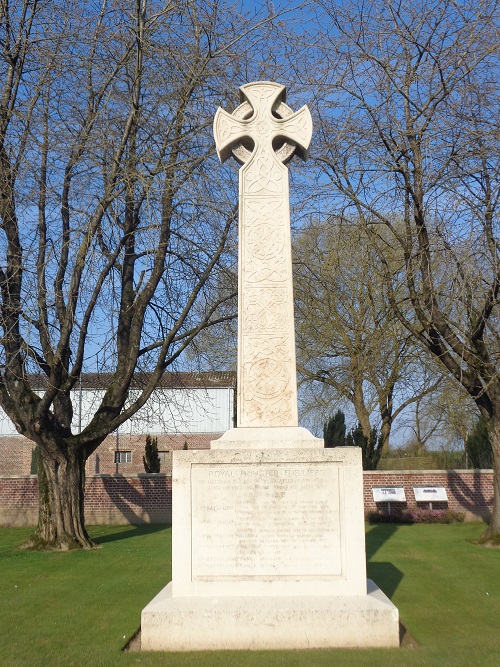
[1,470,493,480]
[366,469,493,474]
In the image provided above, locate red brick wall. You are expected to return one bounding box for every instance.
[0,474,39,525]
[0,433,218,476]
[0,474,172,526]
[364,470,494,519]
[84,475,172,525]
[0,470,494,526]
[0,437,36,475]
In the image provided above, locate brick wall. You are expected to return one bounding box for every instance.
[0,433,218,476]
[0,469,494,527]
[0,474,39,526]
[84,475,172,525]
[364,470,494,520]
[0,474,172,527]
[0,437,36,475]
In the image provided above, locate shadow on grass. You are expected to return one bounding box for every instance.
[91,523,170,545]
[366,523,404,600]
[367,561,403,599]
[365,522,400,560]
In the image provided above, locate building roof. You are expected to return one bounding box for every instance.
[26,371,236,391]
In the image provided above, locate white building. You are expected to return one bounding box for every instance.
[0,372,236,474]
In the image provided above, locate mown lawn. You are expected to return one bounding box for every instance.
[0,522,498,666]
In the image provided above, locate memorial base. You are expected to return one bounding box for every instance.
[141,580,400,651]
[141,444,400,652]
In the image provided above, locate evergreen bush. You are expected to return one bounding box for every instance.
[346,422,383,470]
[143,434,160,473]
[30,446,40,475]
[465,415,493,469]
[323,410,346,448]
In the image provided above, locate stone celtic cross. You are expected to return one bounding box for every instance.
[214,82,312,428]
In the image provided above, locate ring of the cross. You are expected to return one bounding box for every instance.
[231,101,296,165]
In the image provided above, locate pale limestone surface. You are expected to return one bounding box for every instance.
[141,580,399,651]
[141,82,400,651]
[171,447,366,598]
[211,425,323,449]
[214,81,312,428]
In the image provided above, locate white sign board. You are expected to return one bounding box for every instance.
[372,487,406,503]
[413,486,448,502]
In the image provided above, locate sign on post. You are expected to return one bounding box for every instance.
[413,486,448,509]
[372,487,406,515]
[372,487,406,503]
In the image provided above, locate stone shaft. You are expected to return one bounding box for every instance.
[213,82,312,428]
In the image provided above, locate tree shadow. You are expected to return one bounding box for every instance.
[91,523,169,545]
[97,474,171,526]
[447,470,492,520]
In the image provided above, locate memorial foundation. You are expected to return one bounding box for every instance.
[141,82,399,651]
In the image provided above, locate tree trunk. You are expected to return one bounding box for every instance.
[352,378,371,440]
[480,411,500,543]
[23,444,95,550]
[380,418,391,455]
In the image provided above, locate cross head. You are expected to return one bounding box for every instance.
[213,81,312,167]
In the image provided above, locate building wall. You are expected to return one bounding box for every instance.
[0,432,218,476]
[0,469,493,527]
[0,384,234,436]
[0,383,234,475]
[85,432,218,475]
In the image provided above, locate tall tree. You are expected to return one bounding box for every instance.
[295,217,441,461]
[307,0,500,541]
[0,0,273,549]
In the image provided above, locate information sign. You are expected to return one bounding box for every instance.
[413,486,448,502]
[372,487,406,503]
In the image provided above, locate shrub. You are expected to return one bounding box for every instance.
[465,415,493,469]
[323,410,346,448]
[143,434,160,473]
[367,509,465,524]
[30,445,40,475]
[346,422,383,470]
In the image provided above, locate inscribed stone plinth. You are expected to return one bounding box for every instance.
[142,447,399,651]
[141,82,400,651]
[172,448,366,598]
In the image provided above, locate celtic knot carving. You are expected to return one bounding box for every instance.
[244,150,284,194]
[245,255,287,284]
[243,197,289,284]
[243,288,288,331]
[240,334,296,426]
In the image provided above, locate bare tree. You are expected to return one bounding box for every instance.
[399,377,478,453]
[0,0,274,549]
[294,216,441,468]
[306,0,500,541]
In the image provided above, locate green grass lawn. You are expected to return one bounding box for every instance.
[0,522,498,667]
